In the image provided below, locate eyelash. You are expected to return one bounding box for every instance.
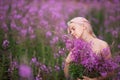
[72,28,75,30]
[69,28,75,34]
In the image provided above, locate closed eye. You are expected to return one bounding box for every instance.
[68,26,75,34]
[71,26,75,30]
[69,30,71,34]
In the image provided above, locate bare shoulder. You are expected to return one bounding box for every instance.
[96,38,112,59]
[96,38,109,49]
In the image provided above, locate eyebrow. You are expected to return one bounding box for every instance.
[71,26,75,28]
[69,26,75,29]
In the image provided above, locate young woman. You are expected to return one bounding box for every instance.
[64,17,113,80]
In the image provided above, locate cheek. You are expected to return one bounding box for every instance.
[76,29,83,36]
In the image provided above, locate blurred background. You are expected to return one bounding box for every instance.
[0,0,120,80]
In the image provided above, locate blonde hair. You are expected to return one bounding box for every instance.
[67,17,96,38]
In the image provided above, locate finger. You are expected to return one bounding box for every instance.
[82,76,90,80]
[83,76,93,80]
[77,78,81,80]
[83,76,88,78]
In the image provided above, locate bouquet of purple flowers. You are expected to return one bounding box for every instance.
[65,39,119,80]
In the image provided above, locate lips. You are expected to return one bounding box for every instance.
[71,34,75,38]
[73,34,78,38]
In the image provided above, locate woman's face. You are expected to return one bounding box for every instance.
[68,23,84,39]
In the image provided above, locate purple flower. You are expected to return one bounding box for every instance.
[109,16,116,22]
[111,30,118,38]
[35,76,42,80]
[101,48,111,59]
[19,64,32,78]
[58,48,65,56]
[21,18,28,25]
[59,22,67,30]
[113,55,120,64]
[29,6,38,14]
[12,61,18,69]
[61,62,65,70]
[65,39,74,50]
[30,34,36,39]
[50,36,59,44]
[40,64,49,73]
[54,65,60,71]
[35,73,42,80]
[20,29,27,37]
[54,53,59,58]
[98,35,104,40]
[31,57,37,64]
[68,39,118,76]
[100,72,107,77]
[70,39,92,64]
[118,44,120,49]
[14,14,22,19]
[48,66,52,73]
[40,64,47,71]
[28,26,34,34]
[62,35,69,43]
[8,60,18,73]
[46,31,52,38]
[2,39,9,49]
[1,23,8,32]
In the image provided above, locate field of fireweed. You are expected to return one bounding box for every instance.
[0,0,120,80]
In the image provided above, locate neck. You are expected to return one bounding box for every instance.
[81,30,95,43]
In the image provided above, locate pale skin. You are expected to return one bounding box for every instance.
[64,22,113,80]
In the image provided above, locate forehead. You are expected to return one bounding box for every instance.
[68,23,77,28]
[68,22,82,29]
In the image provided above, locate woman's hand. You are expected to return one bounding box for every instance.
[77,76,97,80]
[83,76,97,80]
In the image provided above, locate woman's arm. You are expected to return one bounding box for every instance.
[64,52,73,79]
[64,62,70,79]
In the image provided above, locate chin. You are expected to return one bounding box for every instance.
[73,35,80,39]
[75,36,79,39]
